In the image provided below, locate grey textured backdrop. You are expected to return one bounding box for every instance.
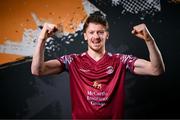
[0,0,180,119]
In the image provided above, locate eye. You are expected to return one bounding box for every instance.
[89,31,94,35]
[98,30,105,35]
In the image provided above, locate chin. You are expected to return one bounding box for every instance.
[92,47,102,52]
[89,44,103,51]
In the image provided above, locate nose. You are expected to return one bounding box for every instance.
[94,32,100,39]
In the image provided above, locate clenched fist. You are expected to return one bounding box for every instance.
[131,23,154,42]
[38,23,58,41]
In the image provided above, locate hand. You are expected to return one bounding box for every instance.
[131,23,153,42]
[38,23,58,41]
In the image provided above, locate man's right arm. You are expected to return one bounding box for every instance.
[31,23,64,76]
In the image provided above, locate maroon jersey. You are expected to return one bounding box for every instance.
[57,52,137,119]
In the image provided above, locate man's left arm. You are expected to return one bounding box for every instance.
[131,23,165,76]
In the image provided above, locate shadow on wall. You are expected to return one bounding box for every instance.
[0,61,72,119]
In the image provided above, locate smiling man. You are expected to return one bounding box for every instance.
[31,11,165,119]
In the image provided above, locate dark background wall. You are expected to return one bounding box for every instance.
[0,0,180,119]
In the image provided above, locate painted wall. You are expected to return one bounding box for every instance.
[0,0,180,119]
[0,0,89,64]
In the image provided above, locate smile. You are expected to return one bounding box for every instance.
[92,40,101,44]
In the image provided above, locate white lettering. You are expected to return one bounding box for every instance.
[87,90,108,106]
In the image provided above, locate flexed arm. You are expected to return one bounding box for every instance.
[31,23,63,76]
[132,23,165,76]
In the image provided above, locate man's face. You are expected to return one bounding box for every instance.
[84,23,109,52]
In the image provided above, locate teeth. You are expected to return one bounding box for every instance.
[92,40,100,44]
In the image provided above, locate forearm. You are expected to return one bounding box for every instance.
[132,23,165,75]
[31,38,46,75]
[145,38,165,74]
[31,23,63,76]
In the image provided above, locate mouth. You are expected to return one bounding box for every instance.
[92,40,101,45]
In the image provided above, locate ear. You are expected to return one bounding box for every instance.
[84,33,87,41]
[106,32,109,40]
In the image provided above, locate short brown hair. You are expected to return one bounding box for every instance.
[83,11,109,33]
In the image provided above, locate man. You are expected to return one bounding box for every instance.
[31,12,165,119]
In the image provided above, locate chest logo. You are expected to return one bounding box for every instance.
[93,81,102,89]
[106,66,114,74]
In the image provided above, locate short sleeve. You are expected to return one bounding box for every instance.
[120,54,137,73]
[57,54,74,71]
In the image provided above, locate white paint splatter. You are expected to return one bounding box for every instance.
[111,0,161,15]
[0,29,40,56]
[112,0,120,6]
[82,0,105,16]
[0,2,102,57]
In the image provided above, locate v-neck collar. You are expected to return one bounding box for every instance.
[86,51,107,64]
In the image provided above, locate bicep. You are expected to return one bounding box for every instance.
[43,59,64,75]
[133,58,153,75]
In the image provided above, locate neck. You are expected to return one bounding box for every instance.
[87,49,106,61]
